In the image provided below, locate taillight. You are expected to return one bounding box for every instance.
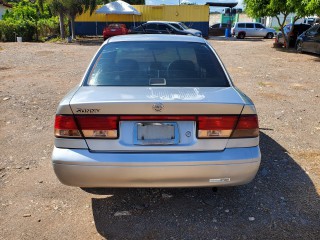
[55,115,118,139]
[75,116,118,139]
[54,115,81,138]
[197,116,238,138]
[55,114,259,139]
[231,115,259,138]
[197,115,259,138]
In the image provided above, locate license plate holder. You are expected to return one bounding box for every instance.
[134,122,179,145]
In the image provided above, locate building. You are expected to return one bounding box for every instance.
[75,5,210,37]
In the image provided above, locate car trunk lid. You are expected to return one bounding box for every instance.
[69,86,246,151]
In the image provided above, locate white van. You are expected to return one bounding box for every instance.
[232,22,276,39]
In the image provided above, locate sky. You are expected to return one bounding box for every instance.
[145,0,244,9]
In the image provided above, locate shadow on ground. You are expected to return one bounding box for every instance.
[273,46,320,60]
[85,132,319,239]
[75,37,104,46]
[209,36,265,42]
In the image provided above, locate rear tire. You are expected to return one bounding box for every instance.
[266,32,274,39]
[238,32,245,39]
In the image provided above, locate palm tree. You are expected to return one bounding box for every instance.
[37,0,67,39]
[65,0,98,39]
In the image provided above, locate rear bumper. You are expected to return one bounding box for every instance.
[52,146,261,187]
[104,32,125,37]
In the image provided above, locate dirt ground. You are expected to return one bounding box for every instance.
[0,37,319,240]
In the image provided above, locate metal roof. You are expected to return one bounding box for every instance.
[96,0,141,15]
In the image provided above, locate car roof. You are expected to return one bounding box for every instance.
[147,21,180,24]
[106,34,206,44]
[286,23,311,26]
[236,22,261,24]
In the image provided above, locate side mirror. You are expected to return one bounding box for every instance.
[166,28,173,33]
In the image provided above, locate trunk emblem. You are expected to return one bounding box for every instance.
[152,103,164,112]
[76,108,100,114]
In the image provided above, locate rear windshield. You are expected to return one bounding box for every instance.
[85,41,230,87]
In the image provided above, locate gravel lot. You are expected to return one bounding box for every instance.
[0,38,319,240]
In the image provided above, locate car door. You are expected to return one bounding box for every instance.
[245,23,255,37]
[303,25,319,53]
[158,23,171,34]
[315,26,320,54]
[144,23,159,34]
[254,23,266,37]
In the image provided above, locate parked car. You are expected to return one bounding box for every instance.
[303,17,320,25]
[103,23,128,40]
[129,21,202,37]
[275,23,311,47]
[296,24,320,55]
[52,34,261,188]
[232,22,276,39]
[209,23,228,36]
[165,21,202,37]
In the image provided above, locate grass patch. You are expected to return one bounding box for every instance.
[47,37,64,43]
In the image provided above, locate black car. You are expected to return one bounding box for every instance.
[276,23,311,47]
[209,23,228,36]
[129,21,202,37]
[296,24,320,55]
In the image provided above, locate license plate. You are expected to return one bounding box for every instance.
[134,122,179,145]
[111,29,116,31]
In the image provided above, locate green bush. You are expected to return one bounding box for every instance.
[0,0,59,42]
[0,21,16,41]
[0,19,36,42]
[37,17,60,39]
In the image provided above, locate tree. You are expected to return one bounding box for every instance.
[38,0,67,39]
[38,0,98,39]
[244,0,294,47]
[65,0,98,39]
[307,0,320,15]
[244,0,319,48]
[0,0,59,41]
[38,0,145,39]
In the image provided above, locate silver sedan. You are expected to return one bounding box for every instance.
[52,34,261,188]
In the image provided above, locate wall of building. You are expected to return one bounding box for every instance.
[75,5,210,37]
[209,13,253,26]
[265,14,306,28]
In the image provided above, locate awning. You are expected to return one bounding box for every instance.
[95,0,141,15]
[205,2,238,8]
